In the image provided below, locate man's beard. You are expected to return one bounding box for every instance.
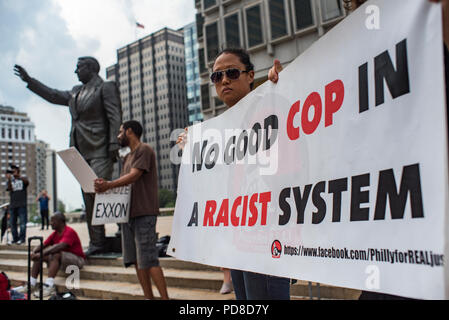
[119,136,129,148]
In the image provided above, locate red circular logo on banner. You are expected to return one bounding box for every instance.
[271,240,282,258]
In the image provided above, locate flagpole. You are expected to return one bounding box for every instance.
[135,22,145,40]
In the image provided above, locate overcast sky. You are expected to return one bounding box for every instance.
[0,0,196,210]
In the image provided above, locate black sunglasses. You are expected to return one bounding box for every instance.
[210,68,248,83]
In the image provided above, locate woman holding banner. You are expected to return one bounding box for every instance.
[177,48,291,300]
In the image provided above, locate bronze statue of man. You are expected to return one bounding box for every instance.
[14,57,122,256]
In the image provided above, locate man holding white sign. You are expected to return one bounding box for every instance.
[91,185,131,226]
[94,120,168,300]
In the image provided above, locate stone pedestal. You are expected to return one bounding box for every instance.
[104,236,121,253]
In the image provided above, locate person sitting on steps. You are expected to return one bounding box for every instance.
[18,212,86,298]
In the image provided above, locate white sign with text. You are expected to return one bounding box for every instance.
[92,186,131,225]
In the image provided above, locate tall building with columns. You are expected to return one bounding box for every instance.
[0,105,37,212]
[106,27,189,192]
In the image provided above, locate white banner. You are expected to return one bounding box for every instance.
[92,186,131,225]
[168,0,448,299]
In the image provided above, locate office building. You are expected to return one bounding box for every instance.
[35,140,57,213]
[0,105,37,213]
[195,0,346,119]
[45,148,57,213]
[106,27,189,192]
[184,22,204,124]
[35,140,47,196]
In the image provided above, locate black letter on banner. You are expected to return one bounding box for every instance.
[328,178,348,222]
[114,204,121,218]
[293,185,312,224]
[374,39,410,106]
[100,203,107,218]
[350,174,370,221]
[359,63,369,113]
[123,204,129,218]
[205,143,219,169]
[278,188,291,226]
[188,202,199,227]
[224,136,236,165]
[95,203,102,218]
[192,140,208,173]
[264,115,279,150]
[312,181,326,224]
[236,130,248,161]
[248,123,262,155]
[105,203,112,218]
[374,164,424,220]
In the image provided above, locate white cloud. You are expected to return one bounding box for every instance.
[53,0,196,72]
[1,0,196,211]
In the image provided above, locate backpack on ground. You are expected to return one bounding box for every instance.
[48,290,77,300]
[156,235,171,257]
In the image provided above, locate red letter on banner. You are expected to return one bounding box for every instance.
[302,92,322,135]
[215,199,229,226]
[241,196,249,226]
[248,193,259,227]
[231,196,242,227]
[203,200,217,226]
[325,80,344,127]
[287,100,300,140]
[259,192,272,226]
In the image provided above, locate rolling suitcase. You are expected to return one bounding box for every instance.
[27,236,43,300]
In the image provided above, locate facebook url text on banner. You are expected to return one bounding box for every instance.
[283,245,444,268]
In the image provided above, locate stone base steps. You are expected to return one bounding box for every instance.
[0,249,219,271]
[6,271,230,300]
[0,244,361,300]
[0,259,227,291]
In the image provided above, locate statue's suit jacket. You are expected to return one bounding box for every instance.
[27,75,122,160]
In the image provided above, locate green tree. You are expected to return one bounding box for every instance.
[158,189,176,208]
[57,200,66,213]
[28,202,40,224]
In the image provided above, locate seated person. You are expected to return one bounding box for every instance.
[19,212,86,298]
[0,271,11,300]
[0,271,26,300]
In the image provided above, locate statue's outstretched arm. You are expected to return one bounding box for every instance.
[14,64,71,106]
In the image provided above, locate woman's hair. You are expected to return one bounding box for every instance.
[214,48,255,90]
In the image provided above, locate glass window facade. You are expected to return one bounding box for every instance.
[293,0,314,30]
[205,22,219,62]
[203,0,216,10]
[225,13,241,48]
[201,84,210,110]
[320,0,343,22]
[184,22,203,124]
[269,0,288,40]
[246,5,264,48]
[198,48,207,74]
